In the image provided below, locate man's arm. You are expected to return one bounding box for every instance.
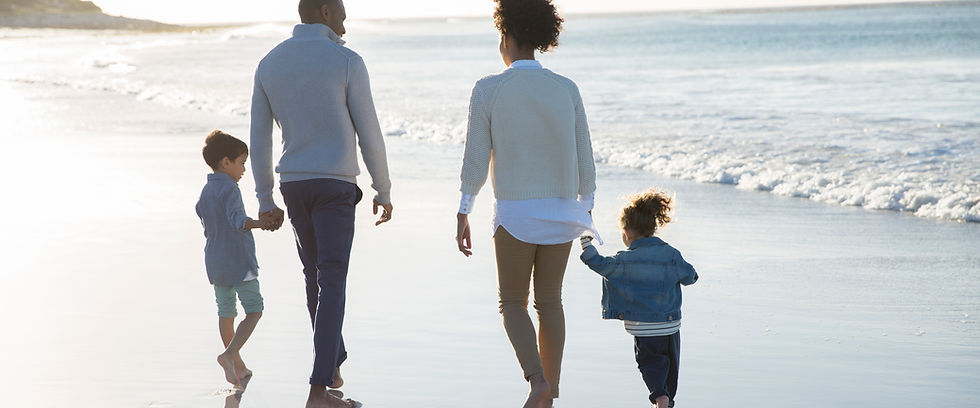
[250,70,277,213]
[347,55,392,206]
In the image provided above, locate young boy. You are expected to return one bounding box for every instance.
[579,189,698,408]
[195,130,268,389]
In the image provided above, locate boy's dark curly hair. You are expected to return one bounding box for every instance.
[620,189,674,237]
[493,0,564,53]
[202,129,248,170]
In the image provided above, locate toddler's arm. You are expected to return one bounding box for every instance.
[579,236,620,277]
[676,252,699,286]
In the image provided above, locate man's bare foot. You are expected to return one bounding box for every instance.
[306,386,354,408]
[522,373,550,408]
[237,367,253,382]
[217,353,240,389]
[329,366,343,389]
[654,395,670,408]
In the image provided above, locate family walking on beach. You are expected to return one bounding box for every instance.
[195,1,698,407]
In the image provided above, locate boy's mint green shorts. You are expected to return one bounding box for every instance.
[214,279,264,318]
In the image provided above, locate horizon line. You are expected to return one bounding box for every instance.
[157,0,970,27]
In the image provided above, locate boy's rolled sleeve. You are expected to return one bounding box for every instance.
[223,187,250,231]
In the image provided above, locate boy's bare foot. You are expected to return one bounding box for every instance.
[540,397,555,408]
[306,386,355,408]
[654,395,670,408]
[217,353,241,389]
[330,366,343,389]
[522,373,550,408]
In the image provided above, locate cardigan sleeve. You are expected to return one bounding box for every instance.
[572,83,597,196]
[459,83,492,196]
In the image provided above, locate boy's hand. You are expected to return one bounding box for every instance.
[259,208,285,231]
[580,236,594,250]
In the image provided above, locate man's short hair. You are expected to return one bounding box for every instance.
[202,130,248,170]
[298,0,338,22]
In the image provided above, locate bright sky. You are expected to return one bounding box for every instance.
[92,0,928,24]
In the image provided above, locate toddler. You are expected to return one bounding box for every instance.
[580,188,698,408]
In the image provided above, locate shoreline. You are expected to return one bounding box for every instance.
[0,11,186,31]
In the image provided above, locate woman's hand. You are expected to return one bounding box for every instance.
[456,213,472,257]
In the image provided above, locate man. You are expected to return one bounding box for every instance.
[249,1,393,407]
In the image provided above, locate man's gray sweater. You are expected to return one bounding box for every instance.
[250,23,391,211]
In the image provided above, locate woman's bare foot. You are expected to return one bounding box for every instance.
[522,373,550,408]
[654,395,670,408]
[216,353,240,389]
[330,366,343,389]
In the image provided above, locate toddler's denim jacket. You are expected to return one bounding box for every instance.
[581,236,698,322]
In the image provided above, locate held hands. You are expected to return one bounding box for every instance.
[456,213,472,257]
[373,199,393,226]
[258,208,285,231]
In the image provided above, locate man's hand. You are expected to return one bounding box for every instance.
[456,213,472,257]
[259,207,285,231]
[373,199,393,226]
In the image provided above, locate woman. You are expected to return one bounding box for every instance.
[454,1,598,407]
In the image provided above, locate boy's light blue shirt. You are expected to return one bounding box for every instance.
[195,172,259,287]
[581,236,698,322]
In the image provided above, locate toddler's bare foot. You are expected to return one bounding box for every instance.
[217,353,241,389]
[522,373,550,408]
[330,366,343,389]
[654,395,670,408]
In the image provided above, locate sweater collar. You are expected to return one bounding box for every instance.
[292,23,346,45]
[509,59,542,70]
[628,236,666,250]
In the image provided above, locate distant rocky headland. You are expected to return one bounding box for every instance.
[0,0,182,30]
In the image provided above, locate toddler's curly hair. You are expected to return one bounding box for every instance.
[620,188,674,237]
[493,0,563,53]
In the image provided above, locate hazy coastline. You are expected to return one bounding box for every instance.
[0,0,180,30]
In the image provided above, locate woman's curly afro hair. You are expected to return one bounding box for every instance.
[493,0,564,53]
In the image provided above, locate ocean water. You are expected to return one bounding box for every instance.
[1,1,978,224]
[2,4,980,407]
